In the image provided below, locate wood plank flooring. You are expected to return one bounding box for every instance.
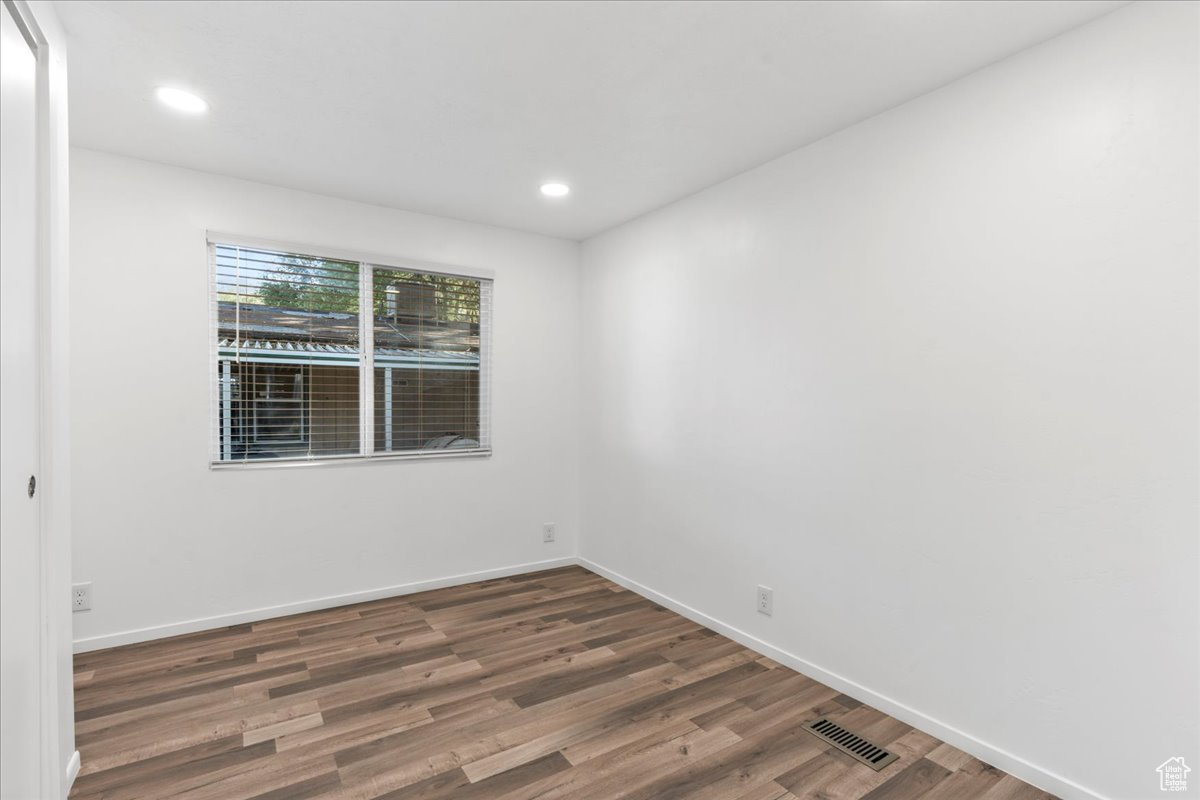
[71,566,1057,800]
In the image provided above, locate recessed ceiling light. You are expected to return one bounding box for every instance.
[540,182,570,198]
[155,86,209,114]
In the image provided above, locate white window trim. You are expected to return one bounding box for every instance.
[208,232,493,470]
[207,231,496,281]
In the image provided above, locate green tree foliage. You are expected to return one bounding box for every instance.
[371,269,480,325]
[251,256,480,326]
[257,256,359,312]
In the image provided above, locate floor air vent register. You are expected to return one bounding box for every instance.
[804,717,899,771]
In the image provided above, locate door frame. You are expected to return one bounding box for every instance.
[2,0,75,796]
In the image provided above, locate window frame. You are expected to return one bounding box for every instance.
[208,232,494,470]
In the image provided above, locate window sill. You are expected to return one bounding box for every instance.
[210,448,492,471]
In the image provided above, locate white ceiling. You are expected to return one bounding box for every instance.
[57,0,1127,240]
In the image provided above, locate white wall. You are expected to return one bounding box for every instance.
[579,3,1198,800]
[70,148,580,649]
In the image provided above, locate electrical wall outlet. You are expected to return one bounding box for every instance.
[542,523,556,543]
[72,582,92,612]
[757,585,773,616]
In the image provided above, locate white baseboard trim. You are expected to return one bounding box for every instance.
[577,557,1108,800]
[72,557,576,653]
[65,749,80,793]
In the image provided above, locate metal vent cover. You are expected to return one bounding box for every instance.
[804,717,899,771]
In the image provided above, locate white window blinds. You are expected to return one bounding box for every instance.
[211,240,492,465]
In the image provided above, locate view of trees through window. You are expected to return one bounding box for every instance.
[213,243,489,463]
[217,248,480,328]
[256,255,358,312]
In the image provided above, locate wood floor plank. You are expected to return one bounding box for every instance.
[71,566,1058,800]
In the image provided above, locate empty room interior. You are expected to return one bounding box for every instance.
[1,1,1198,799]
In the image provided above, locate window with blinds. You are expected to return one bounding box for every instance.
[211,239,491,465]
